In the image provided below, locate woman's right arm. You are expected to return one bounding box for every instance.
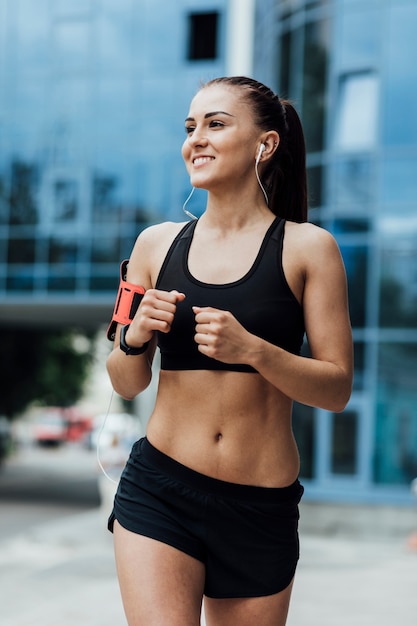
[106,224,185,400]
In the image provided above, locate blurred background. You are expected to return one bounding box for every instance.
[1,2,417,624]
[0,0,417,539]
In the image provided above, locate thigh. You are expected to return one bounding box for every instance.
[204,579,294,626]
[114,521,205,626]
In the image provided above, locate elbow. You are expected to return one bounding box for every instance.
[326,381,353,413]
[109,372,152,402]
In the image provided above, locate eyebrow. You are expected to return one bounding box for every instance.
[185,111,235,122]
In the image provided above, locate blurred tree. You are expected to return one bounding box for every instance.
[0,328,96,419]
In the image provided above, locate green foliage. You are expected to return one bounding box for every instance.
[0,328,96,419]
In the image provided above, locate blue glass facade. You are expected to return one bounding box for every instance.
[253,0,417,501]
[0,0,227,315]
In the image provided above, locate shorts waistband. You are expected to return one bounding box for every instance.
[140,437,303,504]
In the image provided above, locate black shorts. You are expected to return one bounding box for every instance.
[108,437,304,599]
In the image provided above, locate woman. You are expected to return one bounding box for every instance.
[106,76,353,626]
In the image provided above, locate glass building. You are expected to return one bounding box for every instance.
[254,0,417,502]
[0,0,229,327]
[0,0,416,503]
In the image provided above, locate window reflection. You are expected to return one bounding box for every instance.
[353,341,365,391]
[302,19,330,152]
[307,165,322,208]
[382,4,417,146]
[48,238,78,265]
[7,238,36,264]
[54,20,91,70]
[332,158,375,209]
[381,157,417,206]
[340,244,368,328]
[9,161,39,225]
[331,409,358,475]
[334,71,378,151]
[332,219,370,234]
[292,402,315,480]
[7,271,34,292]
[375,343,417,484]
[91,235,120,264]
[379,240,417,328]
[54,180,79,223]
[338,6,379,71]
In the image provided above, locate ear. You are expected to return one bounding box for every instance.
[259,131,280,161]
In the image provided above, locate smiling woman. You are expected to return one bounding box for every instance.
[105,76,353,626]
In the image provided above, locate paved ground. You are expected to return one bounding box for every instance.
[1,502,416,626]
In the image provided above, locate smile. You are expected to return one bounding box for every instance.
[193,156,214,166]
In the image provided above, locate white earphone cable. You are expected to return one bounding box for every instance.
[182,187,198,220]
[96,389,118,485]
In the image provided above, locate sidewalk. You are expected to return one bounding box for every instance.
[0,505,416,626]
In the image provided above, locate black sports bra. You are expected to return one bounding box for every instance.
[155,217,305,373]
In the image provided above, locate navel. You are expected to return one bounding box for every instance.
[215,432,223,443]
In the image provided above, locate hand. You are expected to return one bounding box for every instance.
[193,306,250,365]
[125,289,185,348]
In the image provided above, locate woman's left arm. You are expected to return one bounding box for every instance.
[249,225,353,411]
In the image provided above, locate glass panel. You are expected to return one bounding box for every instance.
[331,409,358,475]
[6,270,34,292]
[279,30,291,96]
[307,165,323,208]
[381,157,417,207]
[54,0,93,16]
[339,244,368,328]
[89,273,119,292]
[9,161,39,225]
[0,173,8,224]
[332,219,370,234]
[187,12,219,60]
[292,402,315,479]
[91,235,120,263]
[54,21,91,70]
[53,180,79,224]
[374,343,417,484]
[334,72,378,151]
[338,6,379,71]
[47,272,76,292]
[15,0,49,68]
[332,158,375,209]
[48,238,78,264]
[302,19,330,153]
[353,341,365,391]
[382,4,417,146]
[379,239,417,328]
[7,238,36,264]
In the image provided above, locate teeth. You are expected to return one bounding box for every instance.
[193,157,214,165]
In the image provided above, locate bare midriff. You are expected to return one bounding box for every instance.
[146,369,300,488]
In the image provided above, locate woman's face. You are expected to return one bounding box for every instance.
[181,84,261,192]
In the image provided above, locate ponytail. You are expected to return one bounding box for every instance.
[265,101,308,222]
[203,77,308,223]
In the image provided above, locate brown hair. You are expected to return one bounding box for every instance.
[203,76,308,222]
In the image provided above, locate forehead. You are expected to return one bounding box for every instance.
[187,84,252,118]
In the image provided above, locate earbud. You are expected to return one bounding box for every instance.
[256,143,266,164]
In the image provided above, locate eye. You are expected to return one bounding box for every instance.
[185,125,195,135]
[209,120,224,129]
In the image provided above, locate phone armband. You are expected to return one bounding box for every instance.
[107,260,146,341]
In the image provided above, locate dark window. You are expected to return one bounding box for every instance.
[188,12,218,60]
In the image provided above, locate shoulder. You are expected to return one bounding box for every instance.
[127,220,190,286]
[136,220,189,248]
[285,221,342,266]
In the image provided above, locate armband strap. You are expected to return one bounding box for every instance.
[107,259,146,341]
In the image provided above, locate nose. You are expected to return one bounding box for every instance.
[187,125,208,147]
